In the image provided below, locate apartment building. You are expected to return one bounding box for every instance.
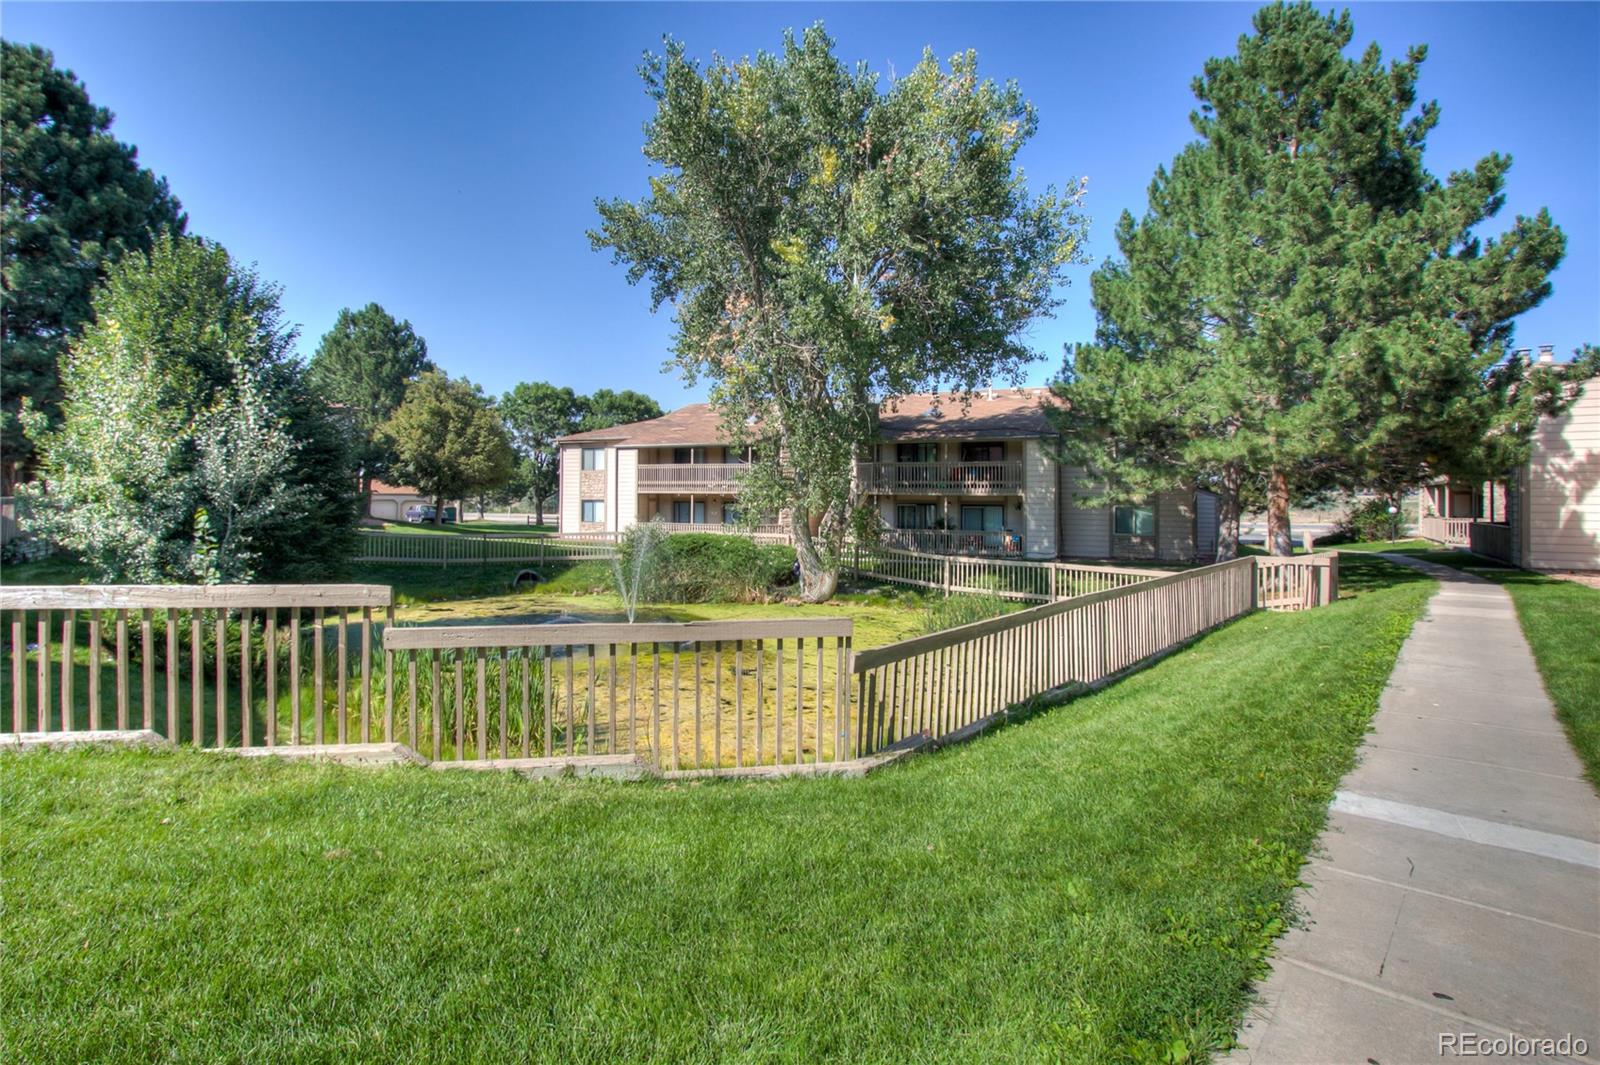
[556,388,1219,563]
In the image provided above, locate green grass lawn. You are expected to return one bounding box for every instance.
[1373,544,1600,789]
[0,555,1433,1063]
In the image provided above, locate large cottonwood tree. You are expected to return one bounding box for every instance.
[1053,3,1589,556]
[592,26,1086,599]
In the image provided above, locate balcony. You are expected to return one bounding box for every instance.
[636,463,747,493]
[856,461,1023,496]
[880,527,1024,556]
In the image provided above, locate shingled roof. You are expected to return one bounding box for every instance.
[555,387,1062,447]
[877,388,1060,441]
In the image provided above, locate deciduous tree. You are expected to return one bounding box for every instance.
[382,372,515,525]
[1,40,186,488]
[592,26,1086,599]
[20,236,357,581]
[579,388,664,432]
[500,381,585,525]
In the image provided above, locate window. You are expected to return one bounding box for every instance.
[896,504,938,530]
[581,499,605,523]
[671,500,706,524]
[959,442,1005,463]
[896,442,939,464]
[580,448,606,471]
[722,505,739,525]
[1113,505,1155,536]
[672,447,706,465]
[959,505,1005,532]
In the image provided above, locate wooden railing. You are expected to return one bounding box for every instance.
[647,522,793,544]
[1468,521,1512,563]
[354,531,617,565]
[1254,554,1339,611]
[1418,515,1478,547]
[847,547,1164,603]
[1,585,393,747]
[384,619,852,771]
[4,551,1342,769]
[879,527,1023,556]
[636,464,748,492]
[856,461,1023,495]
[851,558,1257,756]
[1418,515,1513,564]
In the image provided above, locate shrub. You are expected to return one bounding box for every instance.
[1326,496,1404,545]
[646,534,796,603]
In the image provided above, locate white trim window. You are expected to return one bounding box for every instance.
[581,448,606,471]
[581,499,605,523]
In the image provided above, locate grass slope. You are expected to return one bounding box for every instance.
[0,556,1431,1064]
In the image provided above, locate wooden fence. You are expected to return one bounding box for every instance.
[1418,515,1477,547]
[851,558,1259,756]
[1468,521,1513,563]
[1,585,393,747]
[2,555,1340,770]
[354,531,617,565]
[1418,516,1514,564]
[384,619,853,771]
[1254,554,1339,611]
[847,546,1165,602]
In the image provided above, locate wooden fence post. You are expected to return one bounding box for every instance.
[942,556,952,597]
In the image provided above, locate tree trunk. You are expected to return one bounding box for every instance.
[535,494,545,527]
[359,470,373,523]
[1216,462,1243,562]
[790,510,838,603]
[1266,467,1293,556]
[433,495,444,527]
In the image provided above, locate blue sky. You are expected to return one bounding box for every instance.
[5,2,1597,410]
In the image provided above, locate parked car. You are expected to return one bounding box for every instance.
[404,504,457,524]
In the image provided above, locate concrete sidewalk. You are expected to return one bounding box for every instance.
[1226,555,1600,1065]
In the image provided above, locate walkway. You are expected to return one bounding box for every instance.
[1226,554,1600,1064]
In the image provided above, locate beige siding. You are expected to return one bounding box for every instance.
[1525,384,1600,570]
[1156,488,1196,561]
[559,446,581,534]
[1059,466,1111,558]
[615,448,637,531]
[1021,440,1058,559]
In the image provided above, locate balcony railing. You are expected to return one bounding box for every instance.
[880,528,1023,557]
[856,461,1023,495]
[648,521,792,544]
[636,463,747,493]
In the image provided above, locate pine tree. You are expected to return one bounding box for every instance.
[307,303,433,500]
[1053,3,1590,556]
[1,40,186,488]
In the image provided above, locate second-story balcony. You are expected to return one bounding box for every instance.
[856,460,1024,496]
[636,463,747,493]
